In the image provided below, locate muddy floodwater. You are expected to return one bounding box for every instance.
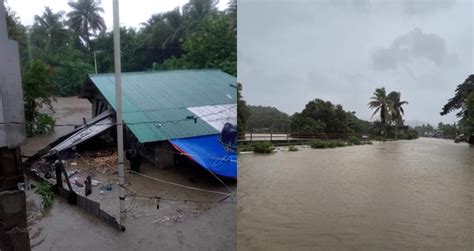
[23,97,236,250]
[238,138,473,250]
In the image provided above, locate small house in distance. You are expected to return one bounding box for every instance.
[79,69,237,179]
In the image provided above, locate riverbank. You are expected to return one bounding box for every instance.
[238,138,473,250]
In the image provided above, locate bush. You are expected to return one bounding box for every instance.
[310,139,327,149]
[348,135,361,145]
[336,141,346,147]
[35,181,54,208]
[252,141,274,154]
[288,145,299,152]
[238,143,253,152]
[326,140,337,148]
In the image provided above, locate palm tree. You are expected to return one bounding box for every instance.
[183,0,218,26]
[32,7,68,49]
[387,91,408,139]
[368,87,389,136]
[162,7,187,47]
[67,0,106,49]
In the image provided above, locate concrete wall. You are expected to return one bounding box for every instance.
[0,1,26,149]
[0,2,30,250]
[0,190,30,251]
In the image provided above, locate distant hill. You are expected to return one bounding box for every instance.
[246,106,291,133]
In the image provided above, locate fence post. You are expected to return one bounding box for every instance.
[250,132,253,142]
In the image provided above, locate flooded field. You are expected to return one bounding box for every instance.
[238,138,474,250]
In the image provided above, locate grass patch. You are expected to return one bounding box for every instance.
[252,141,275,154]
[35,181,54,208]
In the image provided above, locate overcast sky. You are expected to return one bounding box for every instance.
[238,0,473,126]
[6,0,229,29]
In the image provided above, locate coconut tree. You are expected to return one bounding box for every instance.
[67,0,106,49]
[32,7,69,49]
[387,91,408,139]
[183,0,218,27]
[368,87,389,137]
[162,7,187,47]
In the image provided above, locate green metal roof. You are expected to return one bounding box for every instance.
[88,69,237,143]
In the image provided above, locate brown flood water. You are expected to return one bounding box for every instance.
[24,97,236,250]
[238,138,474,250]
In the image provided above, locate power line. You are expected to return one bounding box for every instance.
[121,185,235,204]
[0,104,236,127]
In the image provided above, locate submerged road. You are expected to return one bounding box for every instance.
[238,138,473,250]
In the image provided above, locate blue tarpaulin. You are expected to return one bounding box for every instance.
[170,134,237,179]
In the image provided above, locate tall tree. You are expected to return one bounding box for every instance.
[32,7,69,49]
[387,91,408,139]
[162,7,187,47]
[67,0,106,49]
[368,87,389,136]
[441,75,474,141]
[183,0,218,26]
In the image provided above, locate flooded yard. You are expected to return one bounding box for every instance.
[238,138,474,250]
[23,96,236,250]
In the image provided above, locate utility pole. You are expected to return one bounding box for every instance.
[113,0,126,227]
[94,50,98,74]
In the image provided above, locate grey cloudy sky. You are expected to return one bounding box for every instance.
[7,0,229,29]
[238,0,473,126]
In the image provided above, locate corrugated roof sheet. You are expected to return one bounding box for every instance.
[89,69,237,143]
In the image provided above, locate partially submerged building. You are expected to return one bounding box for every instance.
[72,69,238,179]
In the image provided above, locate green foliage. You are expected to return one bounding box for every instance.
[252,141,274,154]
[157,13,236,76]
[348,135,361,145]
[291,99,366,135]
[35,181,54,208]
[404,129,419,140]
[310,139,328,149]
[51,58,94,96]
[238,143,253,152]
[22,60,55,136]
[7,0,236,98]
[310,140,347,149]
[414,123,435,136]
[336,141,346,147]
[464,92,474,135]
[237,83,250,138]
[441,74,474,138]
[247,106,291,133]
[368,88,408,137]
[5,5,29,65]
[288,145,299,152]
[67,0,106,48]
[291,116,326,134]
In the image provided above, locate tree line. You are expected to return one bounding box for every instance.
[238,86,417,140]
[5,0,236,136]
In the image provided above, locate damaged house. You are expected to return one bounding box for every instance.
[51,69,237,179]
